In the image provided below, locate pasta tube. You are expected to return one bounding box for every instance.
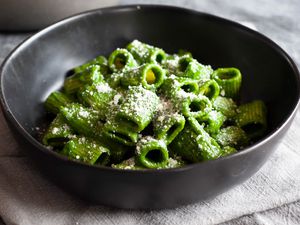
[73,55,109,76]
[212,67,242,99]
[170,117,222,162]
[127,39,166,64]
[181,94,212,118]
[108,48,138,72]
[215,126,249,148]
[213,96,237,119]
[60,103,102,137]
[64,65,103,94]
[136,137,169,169]
[177,55,213,80]
[160,76,199,97]
[62,136,110,165]
[198,79,220,101]
[77,82,116,119]
[153,113,185,145]
[221,146,237,157]
[42,113,74,148]
[235,100,267,139]
[102,119,138,146]
[44,91,73,114]
[116,86,160,132]
[196,110,226,135]
[121,63,165,90]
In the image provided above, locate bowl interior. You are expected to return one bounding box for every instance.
[1,5,299,150]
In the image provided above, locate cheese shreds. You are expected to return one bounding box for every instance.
[95,83,112,93]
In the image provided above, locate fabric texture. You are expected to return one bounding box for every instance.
[0,0,300,224]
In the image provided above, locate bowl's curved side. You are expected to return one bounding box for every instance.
[1,5,299,209]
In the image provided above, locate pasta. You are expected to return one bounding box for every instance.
[62,136,110,165]
[212,67,242,99]
[42,40,267,169]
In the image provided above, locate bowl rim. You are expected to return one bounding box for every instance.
[1,4,300,174]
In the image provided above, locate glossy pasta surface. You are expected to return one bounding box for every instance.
[42,40,267,169]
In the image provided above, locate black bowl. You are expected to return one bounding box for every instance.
[1,5,299,209]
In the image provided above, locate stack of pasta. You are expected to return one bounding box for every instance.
[42,40,267,170]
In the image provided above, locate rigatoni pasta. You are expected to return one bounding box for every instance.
[42,40,267,169]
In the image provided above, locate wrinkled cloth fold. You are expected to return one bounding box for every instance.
[0,0,300,224]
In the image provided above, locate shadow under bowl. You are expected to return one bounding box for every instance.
[0,5,299,209]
